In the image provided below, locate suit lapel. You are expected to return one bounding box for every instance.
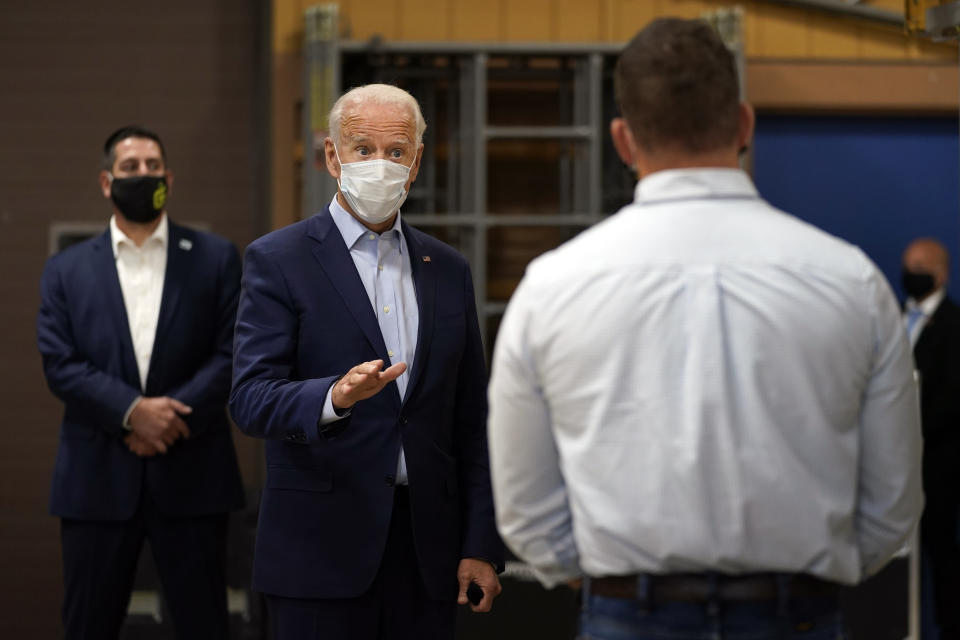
[92,229,140,387]
[402,223,435,405]
[308,208,391,363]
[151,221,189,372]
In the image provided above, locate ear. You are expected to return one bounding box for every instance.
[164,169,174,195]
[406,143,424,190]
[936,264,949,289]
[324,137,340,180]
[736,102,755,153]
[610,117,638,168]
[99,170,112,199]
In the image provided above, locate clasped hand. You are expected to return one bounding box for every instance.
[124,396,192,457]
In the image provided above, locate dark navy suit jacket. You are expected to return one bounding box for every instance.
[229,205,503,601]
[38,220,245,520]
[913,296,960,493]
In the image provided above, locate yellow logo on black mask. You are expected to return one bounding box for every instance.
[110,175,168,223]
[152,181,168,211]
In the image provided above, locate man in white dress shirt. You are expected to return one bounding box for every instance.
[902,238,960,640]
[488,18,923,639]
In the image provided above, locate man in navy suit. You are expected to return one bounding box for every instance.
[230,84,503,639]
[37,126,245,639]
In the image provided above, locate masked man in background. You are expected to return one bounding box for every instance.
[37,126,244,639]
[902,238,960,640]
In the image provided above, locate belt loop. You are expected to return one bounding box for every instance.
[775,573,790,616]
[581,576,591,613]
[705,572,720,617]
[636,574,651,614]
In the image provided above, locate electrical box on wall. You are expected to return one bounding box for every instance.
[907,0,960,39]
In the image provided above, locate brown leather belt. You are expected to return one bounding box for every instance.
[590,573,839,603]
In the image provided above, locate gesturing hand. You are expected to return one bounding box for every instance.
[128,396,192,454]
[331,359,407,410]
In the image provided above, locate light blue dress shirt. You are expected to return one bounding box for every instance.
[321,196,419,484]
[903,287,944,347]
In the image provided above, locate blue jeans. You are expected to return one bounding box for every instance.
[578,579,846,640]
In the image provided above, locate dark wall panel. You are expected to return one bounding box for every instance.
[753,115,960,298]
[0,2,263,636]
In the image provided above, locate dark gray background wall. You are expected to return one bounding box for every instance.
[0,2,265,636]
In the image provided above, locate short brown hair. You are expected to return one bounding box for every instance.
[614,18,740,154]
[102,125,167,171]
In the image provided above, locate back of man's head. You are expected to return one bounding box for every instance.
[615,18,740,155]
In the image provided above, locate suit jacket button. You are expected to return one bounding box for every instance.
[385,475,395,487]
[399,416,408,426]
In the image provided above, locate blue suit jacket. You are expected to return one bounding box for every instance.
[38,220,245,520]
[230,206,503,601]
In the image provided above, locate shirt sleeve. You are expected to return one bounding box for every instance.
[487,276,581,587]
[122,397,141,431]
[319,383,351,425]
[855,263,924,577]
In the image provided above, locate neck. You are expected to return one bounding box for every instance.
[636,147,741,179]
[115,212,163,247]
[915,288,942,305]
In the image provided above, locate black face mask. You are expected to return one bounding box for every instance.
[902,269,936,300]
[110,175,167,223]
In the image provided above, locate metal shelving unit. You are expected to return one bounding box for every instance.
[302,4,744,351]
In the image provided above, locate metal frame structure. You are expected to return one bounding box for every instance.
[303,5,746,348]
[927,0,960,38]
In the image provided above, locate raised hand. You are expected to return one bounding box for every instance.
[331,359,407,410]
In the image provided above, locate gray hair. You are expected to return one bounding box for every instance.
[328,84,426,145]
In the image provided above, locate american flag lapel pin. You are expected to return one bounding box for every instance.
[422,256,431,262]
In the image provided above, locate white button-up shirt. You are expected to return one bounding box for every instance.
[111,213,167,394]
[488,168,923,587]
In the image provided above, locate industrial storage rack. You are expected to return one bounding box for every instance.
[301,5,745,352]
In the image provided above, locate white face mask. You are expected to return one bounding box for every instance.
[335,145,413,225]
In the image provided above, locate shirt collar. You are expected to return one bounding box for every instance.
[634,168,759,206]
[906,287,945,316]
[328,196,404,249]
[109,213,168,258]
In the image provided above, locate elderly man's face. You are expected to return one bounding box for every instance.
[326,102,422,193]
